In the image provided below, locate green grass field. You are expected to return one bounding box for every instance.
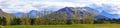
[0,24,120,28]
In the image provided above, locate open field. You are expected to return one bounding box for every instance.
[0,24,120,28]
[95,24,120,28]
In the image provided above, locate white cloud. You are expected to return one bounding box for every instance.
[0,0,86,13]
[0,0,120,14]
[0,0,39,13]
[39,1,87,7]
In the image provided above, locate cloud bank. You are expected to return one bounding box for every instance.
[0,0,119,13]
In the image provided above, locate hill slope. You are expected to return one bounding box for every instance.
[0,9,16,18]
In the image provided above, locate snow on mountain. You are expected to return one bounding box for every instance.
[86,4,120,18]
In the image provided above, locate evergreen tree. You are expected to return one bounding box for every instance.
[0,17,2,25]
[11,17,20,25]
[0,16,6,26]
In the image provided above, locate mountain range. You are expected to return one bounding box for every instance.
[0,7,112,19]
[57,7,109,19]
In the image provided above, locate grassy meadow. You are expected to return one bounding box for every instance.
[0,24,120,28]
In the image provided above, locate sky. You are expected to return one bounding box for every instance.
[0,0,120,13]
[0,0,120,18]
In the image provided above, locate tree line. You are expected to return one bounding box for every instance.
[0,11,95,26]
